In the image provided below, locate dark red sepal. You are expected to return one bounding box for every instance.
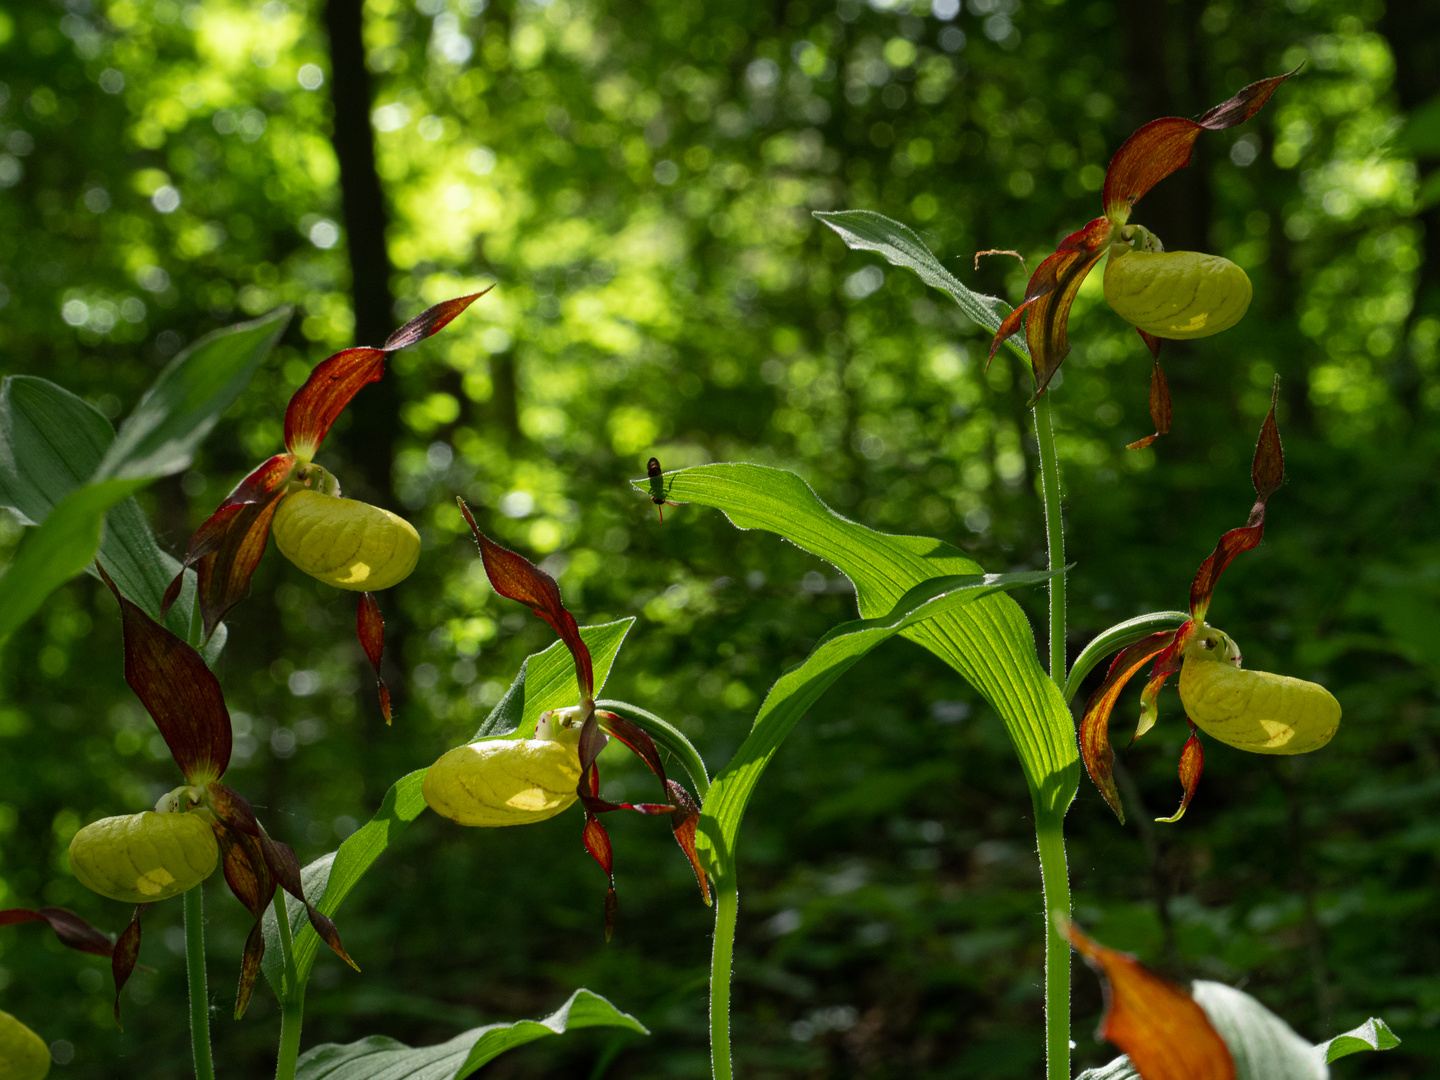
[457,498,593,699]
[988,216,1113,398]
[1067,920,1236,1080]
[1157,723,1205,824]
[236,919,267,1019]
[212,823,274,1018]
[284,290,491,459]
[162,453,296,628]
[582,813,617,940]
[1126,360,1172,451]
[0,907,115,958]
[111,903,152,1029]
[357,592,391,724]
[192,492,288,640]
[259,832,358,972]
[1103,69,1299,223]
[1188,379,1282,625]
[1079,630,1178,822]
[596,711,670,796]
[99,565,232,784]
[207,782,261,835]
[667,780,711,905]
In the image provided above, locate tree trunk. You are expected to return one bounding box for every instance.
[324,0,400,502]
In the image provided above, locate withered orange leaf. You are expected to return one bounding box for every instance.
[1068,920,1236,1080]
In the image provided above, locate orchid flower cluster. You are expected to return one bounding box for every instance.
[422,499,710,937]
[162,291,488,721]
[991,69,1296,447]
[1079,382,1340,823]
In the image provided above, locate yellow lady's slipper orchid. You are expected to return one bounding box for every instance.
[69,809,218,905]
[1103,248,1252,340]
[271,489,421,592]
[0,1009,50,1080]
[1178,626,1340,754]
[424,710,584,827]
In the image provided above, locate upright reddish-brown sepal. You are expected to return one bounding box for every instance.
[259,832,359,973]
[284,290,490,460]
[1103,69,1299,223]
[1079,631,1178,822]
[1157,723,1205,824]
[357,592,391,723]
[163,452,297,637]
[111,903,152,1029]
[1188,379,1283,625]
[99,566,232,784]
[1126,361,1172,451]
[1067,920,1236,1080]
[457,498,594,699]
[989,216,1113,397]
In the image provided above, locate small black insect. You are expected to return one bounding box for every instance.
[646,457,679,522]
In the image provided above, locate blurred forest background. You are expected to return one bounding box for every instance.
[2,0,1440,1075]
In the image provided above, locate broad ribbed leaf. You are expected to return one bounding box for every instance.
[294,989,646,1080]
[697,570,1055,876]
[0,477,144,642]
[262,620,634,999]
[474,619,633,740]
[813,210,1028,357]
[0,376,203,640]
[95,307,289,480]
[635,464,1078,821]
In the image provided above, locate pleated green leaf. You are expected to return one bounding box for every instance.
[294,989,646,1080]
[634,463,1078,835]
[696,569,1056,877]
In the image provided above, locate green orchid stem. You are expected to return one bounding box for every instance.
[184,885,215,1080]
[1032,391,1071,1080]
[1033,392,1066,687]
[273,893,304,1080]
[1036,813,1072,1080]
[709,872,739,1080]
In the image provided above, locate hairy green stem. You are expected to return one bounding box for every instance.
[273,894,303,1080]
[1033,393,1066,686]
[710,873,739,1080]
[1036,814,1072,1080]
[1032,392,1070,1080]
[184,886,215,1080]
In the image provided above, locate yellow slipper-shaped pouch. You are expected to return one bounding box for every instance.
[68,810,219,904]
[272,489,421,591]
[0,1010,51,1080]
[1104,249,1252,339]
[1178,626,1340,754]
[424,733,583,827]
